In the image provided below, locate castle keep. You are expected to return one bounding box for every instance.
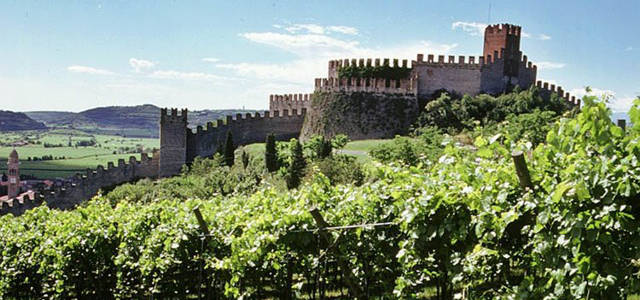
[1,23,579,216]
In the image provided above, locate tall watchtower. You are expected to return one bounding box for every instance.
[159,108,188,177]
[7,149,20,199]
[483,23,522,77]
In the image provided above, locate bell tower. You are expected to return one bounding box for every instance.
[7,149,20,199]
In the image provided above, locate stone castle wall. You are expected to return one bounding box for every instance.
[159,108,188,177]
[269,94,312,115]
[186,110,305,162]
[300,92,419,141]
[535,80,581,107]
[314,76,417,94]
[412,54,483,97]
[327,58,410,79]
[0,153,159,216]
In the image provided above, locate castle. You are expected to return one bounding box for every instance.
[0,23,579,216]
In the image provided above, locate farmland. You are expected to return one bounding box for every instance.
[0,129,158,178]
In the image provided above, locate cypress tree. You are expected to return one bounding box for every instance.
[241,150,250,169]
[319,137,332,159]
[224,131,235,167]
[286,139,306,189]
[265,134,278,172]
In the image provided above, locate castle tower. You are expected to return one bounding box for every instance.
[7,149,20,199]
[483,23,521,77]
[159,108,188,177]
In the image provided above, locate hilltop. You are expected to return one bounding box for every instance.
[25,105,258,138]
[0,110,47,131]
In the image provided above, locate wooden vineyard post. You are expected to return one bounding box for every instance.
[618,119,626,132]
[309,207,365,299]
[512,151,533,191]
[193,206,209,300]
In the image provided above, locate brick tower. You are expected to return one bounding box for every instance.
[483,23,522,77]
[7,149,20,199]
[159,108,188,177]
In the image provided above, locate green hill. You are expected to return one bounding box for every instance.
[0,110,47,131]
[26,105,259,138]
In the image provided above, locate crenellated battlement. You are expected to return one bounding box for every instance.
[413,53,487,69]
[0,152,159,216]
[485,23,522,36]
[269,93,312,114]
[185,110,305,162]
[160,108,188,123]
[314,76,417,95]
[189,109,307,137]
[328,58,410,78]
[535,80,580,107]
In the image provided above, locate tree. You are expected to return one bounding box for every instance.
[286,139,306,189]
[265,134,278,172]
[224,131,235,167]
[241,150,250,169]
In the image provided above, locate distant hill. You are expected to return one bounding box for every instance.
[0,110,47,131]
[26,105,260,138]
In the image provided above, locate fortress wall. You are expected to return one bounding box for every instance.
[327,58,410,79]
[159,108,188,177]
[269,94,312,114]
[314,76,417,94]
[412,54,483,96]
[300,92,419,141]
[516,55,537,89]
[186,110,305,162]
[0,153,159,216]
[480,51,507,94]
[535,80,581,107]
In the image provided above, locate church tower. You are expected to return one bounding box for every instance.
[7,149,20,199]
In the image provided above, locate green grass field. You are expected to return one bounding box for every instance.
[0,131,388,179]
[239,139,390,163]
[0,129,158,178]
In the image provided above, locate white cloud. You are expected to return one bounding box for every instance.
[149,70,228,81]
[625,46,633,51]
[278,23,358,36]
[129,58,156,73]
[610,96,636,112]
[283,23,325,34]
[223,28,457,86]
[569,87,616,101]
[239,32,361,58]
[538,34,551,40]
[568,88,637,112]
[452,21,486,36]
[67,65,116,75]
[327,25,358,35]
[202,57,220,63]
[536,61,566,70]
[452,21,550,41]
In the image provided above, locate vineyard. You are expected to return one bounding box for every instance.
[2,94,640,299]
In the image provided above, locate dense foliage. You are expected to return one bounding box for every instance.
[337,64,411,80]
[417,86,574,131]
[2,95,640,299]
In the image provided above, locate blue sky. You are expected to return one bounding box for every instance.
[1,0,638,112]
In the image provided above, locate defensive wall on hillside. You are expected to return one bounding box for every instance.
[158,108,306,177]
[0,153,158,216]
